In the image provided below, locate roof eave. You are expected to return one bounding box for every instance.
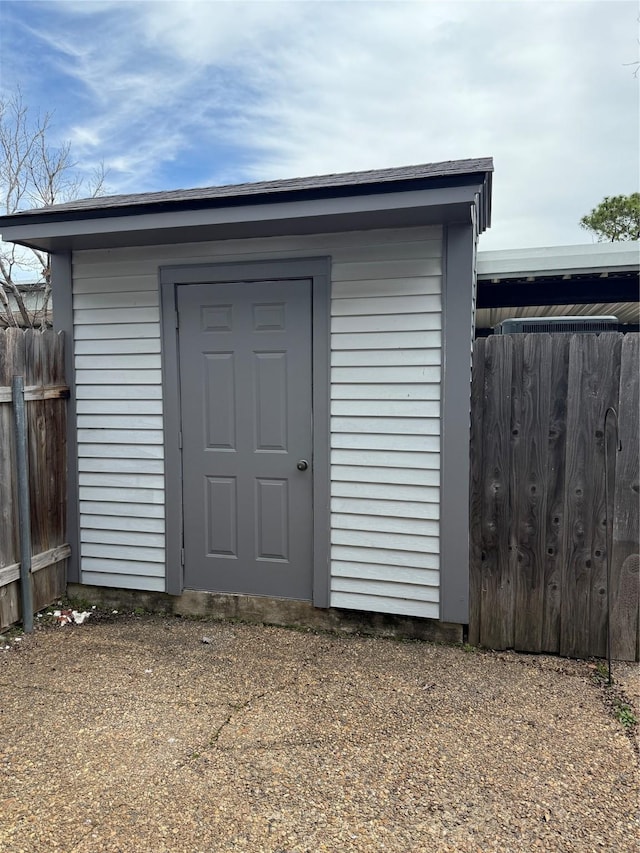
[1,181,489,253]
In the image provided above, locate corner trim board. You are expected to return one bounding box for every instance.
[440,225,474,624]
[51,250,80,584]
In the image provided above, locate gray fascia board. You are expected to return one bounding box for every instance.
[440,224,474,625]
[50,251,80,585]
[1,185,482,253]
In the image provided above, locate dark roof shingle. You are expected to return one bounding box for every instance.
[8,157,493,219]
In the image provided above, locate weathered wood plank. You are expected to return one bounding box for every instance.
[25,332,45,559]
[0,544,72,588]
[32,560,66,614]
[0,329,25,573]
[0,384,69,403]
[540,335,571,653]
[479,335,514,650]
[610,334,640,661]
[0,580,20,629]
[0,330,67,630]
[560,334,622,659]
[468,337,485,646]
[470,332,637,660]
[512,335,552,652]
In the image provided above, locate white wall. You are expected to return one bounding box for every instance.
[72,226,443,615]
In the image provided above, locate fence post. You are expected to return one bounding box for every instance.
[12,375,34,633]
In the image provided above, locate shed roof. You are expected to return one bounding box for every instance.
[0,158,493,252]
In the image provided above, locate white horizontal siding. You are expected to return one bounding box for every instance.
[82,572,165,592]
[78,457,164,473]
[332,383,439,401]
[332,562,439,586]
[80,501,165,518]
[82,528,165,548]
[331,497,439,520]
[331,434,439,452]
[72,225,442,611]
[331,466,439,486]
[331,545,439,571]
[331,592,439,620]
[80,514,165,533]
[76,399,163,416]
[328,230,441,616]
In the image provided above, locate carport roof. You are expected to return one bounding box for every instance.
[0,157,493,252]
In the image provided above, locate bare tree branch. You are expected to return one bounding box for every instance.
[0,87,108,327]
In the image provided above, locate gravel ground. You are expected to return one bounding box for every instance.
[0,614,638,853]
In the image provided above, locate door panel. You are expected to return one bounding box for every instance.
[178,279,313,599]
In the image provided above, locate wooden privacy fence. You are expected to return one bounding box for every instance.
[0,329,69,631]
[469,332,639,661]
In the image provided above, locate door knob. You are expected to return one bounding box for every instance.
[296,459,309,471]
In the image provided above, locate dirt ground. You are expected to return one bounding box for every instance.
[1,613,638,853]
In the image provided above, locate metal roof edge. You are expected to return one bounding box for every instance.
[478,241,640,278]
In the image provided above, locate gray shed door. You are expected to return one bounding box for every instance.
[177,279,313,599]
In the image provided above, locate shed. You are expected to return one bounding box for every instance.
[0,158,493,629]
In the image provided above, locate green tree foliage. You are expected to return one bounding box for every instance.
[579,193,640,242]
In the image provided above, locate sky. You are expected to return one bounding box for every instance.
[0,0,638,250]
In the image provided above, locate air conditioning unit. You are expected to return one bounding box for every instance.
[494,316,619,334]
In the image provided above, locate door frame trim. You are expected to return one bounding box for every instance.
[159,257,331,606]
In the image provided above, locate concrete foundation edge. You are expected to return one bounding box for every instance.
[67,583,464,645]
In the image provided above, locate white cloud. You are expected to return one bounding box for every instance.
[2,0,638,247]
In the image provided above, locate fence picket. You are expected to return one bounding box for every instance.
[610,334,640,661]
[470,332,638,661]
[540,335,570,653]
[512,335,552,652]
[0,329,67,630]
[479,335,514,649]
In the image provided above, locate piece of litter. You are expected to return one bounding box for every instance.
[201,636,213,644]
[144,669,153,674]
[14,637,22,642]
[53,608,92,626]
[112,610,119,614]
[92,605,96,610]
